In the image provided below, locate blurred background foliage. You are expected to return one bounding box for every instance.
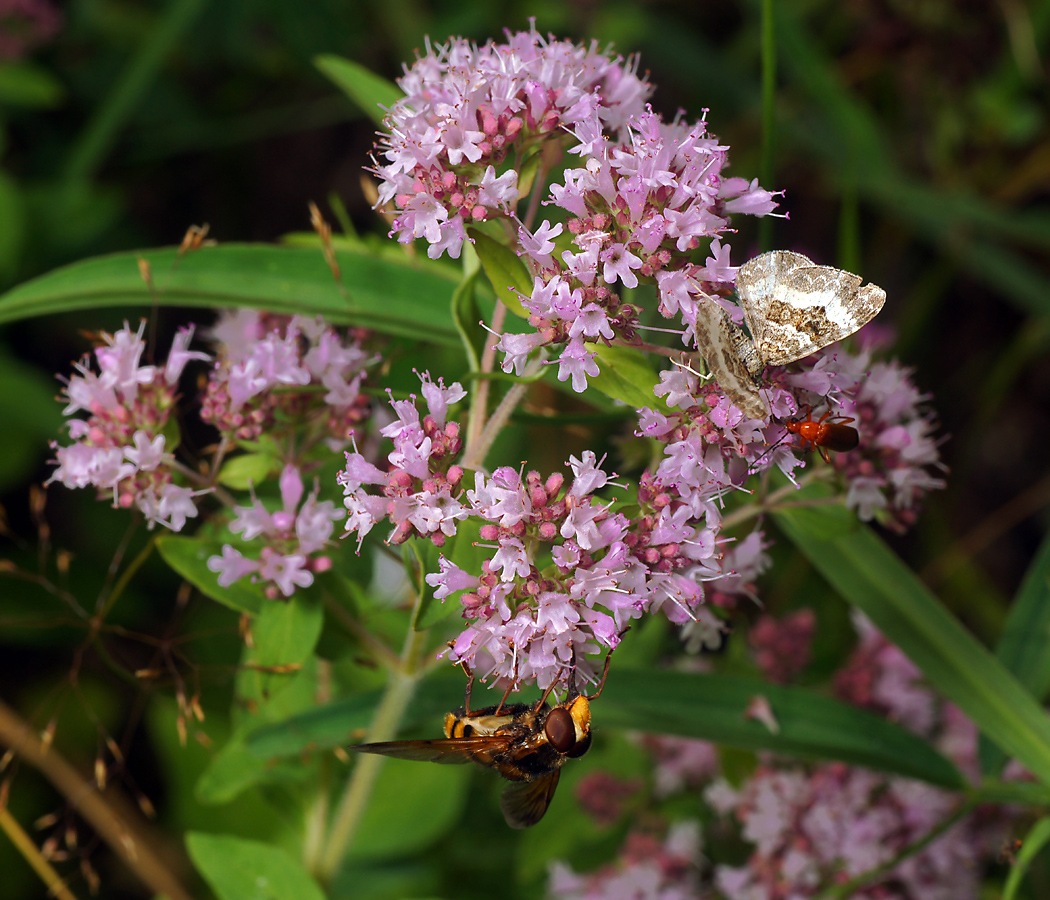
[0,0,1048,898]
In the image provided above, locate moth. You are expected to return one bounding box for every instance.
[349,656,611,828]
[693,251,887,419]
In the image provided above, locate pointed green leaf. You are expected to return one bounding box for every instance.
[586,343,663,410]
[0,244,460,345]
[983,531,1050,773]
[469,228,531,319]
[216,453,278,490]
[601,669,963,788]
[314,54,401,126]
[995,532,1050,700]
[0,61,65,108]
[775,506,1050,786]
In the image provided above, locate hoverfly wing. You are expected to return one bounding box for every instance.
[350,736,513,765]
[500,769,561,829]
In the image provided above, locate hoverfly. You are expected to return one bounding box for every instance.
[349,652,612,828]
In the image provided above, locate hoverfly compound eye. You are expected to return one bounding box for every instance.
[544,707,576,753]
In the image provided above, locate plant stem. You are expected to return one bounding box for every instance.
[464,298,508,464]
[462,357,542,472]
[0,698,192,900]
[0,805,80,900]
[758,0,777,252]
[315,623,429,883]
[719,471,835,531]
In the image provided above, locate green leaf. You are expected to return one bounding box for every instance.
[775,506,1050,786]
[469,228,532,319]
[995,532,1050,701]
[601,669,964,788]
[217,453,278,490]
[586,343,663,410]
[186,832,326,900]
[314,54,401,126]
[155,534,264,615]
[0,244,460,346]
[1003,816,1050,900]
[194,740,271,805]
[245,676,462,758]
[239,594,324,702]
[983,531,1050,774]
[197,662,320,804]
[346,758,471,862]
[0,62,65,108]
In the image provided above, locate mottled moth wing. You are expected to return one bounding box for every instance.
[692,297,768,419]
[736,251,886,368]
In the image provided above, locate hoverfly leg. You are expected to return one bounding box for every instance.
[493,679,516,716]
[582,626,630,700]
[451,645,476,715]
[586,650,614,701]
[529,673,561,715]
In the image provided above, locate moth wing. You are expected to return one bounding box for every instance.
[500,769,561,829]
[350,736,513,765]
[735,250,815,348]
[692,297,768,419]
[754,262,886,367]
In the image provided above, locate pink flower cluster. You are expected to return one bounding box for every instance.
[48,322,209,531]
[48,311,378,600]
[641,335,945,536]
[502,109,778,394]
[551,614,1003,900]
[704,614,998,900]
[201,310,374,446]
[338,372,467,550]
[549,822,703,900]
[803,349,945,532]
[207,465,342,599]
[373,25,652,260]
[750,608,817,685]
[337,372,767,690]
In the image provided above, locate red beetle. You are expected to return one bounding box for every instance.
[784,407,859,463]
